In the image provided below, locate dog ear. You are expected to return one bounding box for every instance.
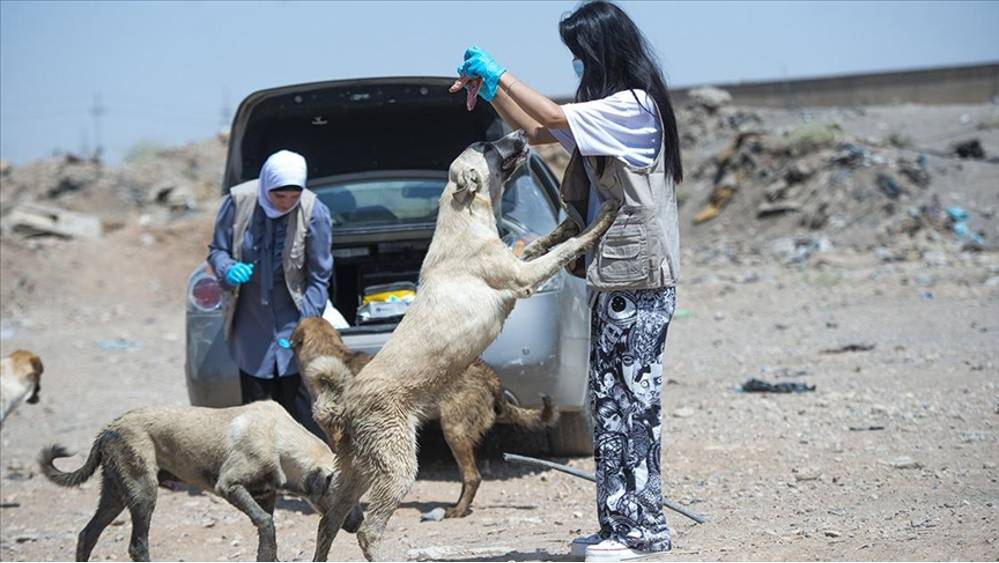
[289,325,305,351]
[453,168,481,203]
[29,354,43,376]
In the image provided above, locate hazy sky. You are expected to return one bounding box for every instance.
[2,0,998,164]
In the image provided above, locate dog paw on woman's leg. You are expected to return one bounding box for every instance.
[594,201,620,228]
[519,240,546,261]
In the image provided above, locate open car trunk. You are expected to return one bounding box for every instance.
[224,77,504,187]
[224,77,504,333]
[328,233,431,330]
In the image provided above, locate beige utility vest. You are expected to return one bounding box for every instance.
[221,180,317,339]
[559,135,680,290]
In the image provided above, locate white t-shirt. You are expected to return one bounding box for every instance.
[549,89,662,226]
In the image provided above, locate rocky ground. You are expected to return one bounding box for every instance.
[1,97,997,561]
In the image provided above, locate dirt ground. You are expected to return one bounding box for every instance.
[1,102,998,562]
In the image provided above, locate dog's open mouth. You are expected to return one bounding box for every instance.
[501,144,530,172]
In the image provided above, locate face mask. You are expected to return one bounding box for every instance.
[572,58,584,78]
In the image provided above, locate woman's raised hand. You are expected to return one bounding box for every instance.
[456,46,506,101]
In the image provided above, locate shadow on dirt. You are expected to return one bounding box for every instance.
[415,421,579,482]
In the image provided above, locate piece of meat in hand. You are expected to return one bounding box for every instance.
[449,75,483,111]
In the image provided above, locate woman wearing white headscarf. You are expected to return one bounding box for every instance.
[207,149,333,435]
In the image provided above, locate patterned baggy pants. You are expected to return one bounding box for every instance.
[589,286,676,552]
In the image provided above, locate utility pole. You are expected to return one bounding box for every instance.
[220,86,231,131]
[79,127,91,157]
[90,94,106,160]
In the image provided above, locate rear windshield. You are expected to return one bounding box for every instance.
[314,177,444,228]
[312,166,557,233]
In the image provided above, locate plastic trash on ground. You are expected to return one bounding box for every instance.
[945,206,985,246]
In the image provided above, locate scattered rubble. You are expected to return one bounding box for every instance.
[96,338,142,352]
[740,378,815,394]
[952,139,985,160]
[687,86,733,112]
[885,456,923,470]
[420,507,446,522]
[897,156,931,188]
[821,343,876,354]
[0,136,226,243]
[406,545,513,562]
[876,173,902,199]
[2,203,102,240]
[782,122,843,156]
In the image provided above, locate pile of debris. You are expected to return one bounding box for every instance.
[681,106,991,266]
[531,87,994,269]
[678,86,764,149]
[0,135,226,241]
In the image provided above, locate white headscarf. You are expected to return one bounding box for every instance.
[258,150,308,219]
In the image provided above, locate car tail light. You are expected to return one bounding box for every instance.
[190,275,223,312]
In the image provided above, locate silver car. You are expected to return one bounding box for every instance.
[185,77,593,455]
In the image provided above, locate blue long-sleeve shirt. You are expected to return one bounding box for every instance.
[207,195,333,378]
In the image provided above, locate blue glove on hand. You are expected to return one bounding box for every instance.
[457,46,506,102]
[277,338,291,349]
[224,262,254,285]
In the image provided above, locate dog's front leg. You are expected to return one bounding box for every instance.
[221,484,277,561]
[508,201,618,294]
[519,219,580,261]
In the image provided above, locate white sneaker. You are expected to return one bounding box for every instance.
[584,538,667,562]
[570,532,605,558]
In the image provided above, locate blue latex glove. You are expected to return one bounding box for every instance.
[457,46,506,101]
[225,262,254,285]
[277,338,291,349]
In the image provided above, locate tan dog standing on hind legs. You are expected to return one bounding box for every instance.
[290,316,559,519]
[302,130,618,561]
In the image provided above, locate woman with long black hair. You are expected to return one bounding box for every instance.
[456,2,682,561]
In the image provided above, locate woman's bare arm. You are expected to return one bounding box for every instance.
[491,85,558,146]
[495,72,570,131]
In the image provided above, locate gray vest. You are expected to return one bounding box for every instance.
[559,131,680,290]
[222,180,317,339]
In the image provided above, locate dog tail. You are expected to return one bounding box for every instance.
[39,439,102,488]
[495,392,560,429]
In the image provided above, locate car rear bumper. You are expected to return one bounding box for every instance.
[185,284,590,411]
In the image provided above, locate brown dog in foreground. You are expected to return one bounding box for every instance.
[1,349,43,426]
[291,317,558,518]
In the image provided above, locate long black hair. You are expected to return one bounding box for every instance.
[559,0,683,183]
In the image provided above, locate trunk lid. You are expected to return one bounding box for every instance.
[224,77,504,189]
